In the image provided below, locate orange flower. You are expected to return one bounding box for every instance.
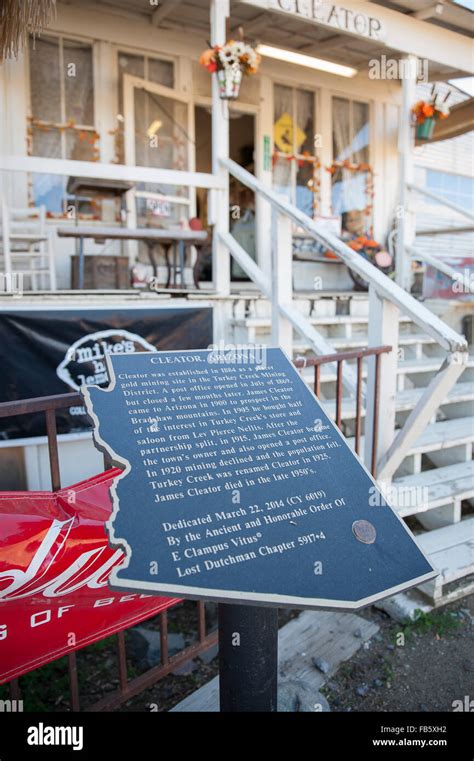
[199,48,216,68]
[422,104,434,118]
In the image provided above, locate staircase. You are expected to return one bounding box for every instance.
[227,291,474,615]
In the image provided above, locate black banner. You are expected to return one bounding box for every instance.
[0,307,213,439]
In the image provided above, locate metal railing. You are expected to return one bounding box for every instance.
[294,346,392,478]
[0,345,391,710]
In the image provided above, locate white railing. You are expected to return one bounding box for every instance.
[407,245,474,295]
[406,182,474,291]
[0,156,223,191]
[219,157,469,478]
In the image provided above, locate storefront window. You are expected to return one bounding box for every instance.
[28,35,96,215]
[273,84,317,217]
[331,97,371,227]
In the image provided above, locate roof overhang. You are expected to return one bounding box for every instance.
[45,1,473,81]
[236,0,474,78]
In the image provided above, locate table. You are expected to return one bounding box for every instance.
[57,226,209,290]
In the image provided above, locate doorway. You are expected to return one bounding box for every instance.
[195,105,256,281]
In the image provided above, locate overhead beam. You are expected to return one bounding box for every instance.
[238,12,271,37]
[298,35,342,54]
[413,3,445,21]
[151,0,184,26]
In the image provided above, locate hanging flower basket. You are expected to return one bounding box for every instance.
[412,85,450,142]
[416,117,436,141]
[200,39,261,101]
[217,65,243,100]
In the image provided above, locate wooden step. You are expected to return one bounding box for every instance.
[232,315,413,329]
[408,417,474,455]
[377,517,474,617]
[393,461,474,516]
[319,382,474,421]
[346,417,474,459]
[416,518,474,603]
[398,357,474,375]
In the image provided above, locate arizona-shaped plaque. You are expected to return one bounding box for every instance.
[83,348,436,609]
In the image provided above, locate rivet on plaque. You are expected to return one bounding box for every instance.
[352,520,377,545]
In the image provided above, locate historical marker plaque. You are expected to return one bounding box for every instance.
[84,348,436,610]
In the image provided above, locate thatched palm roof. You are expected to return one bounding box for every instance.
[1,0,56,60]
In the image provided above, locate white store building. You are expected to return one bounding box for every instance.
[0,0,473,611]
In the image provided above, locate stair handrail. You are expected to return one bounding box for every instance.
[407,245,474,294]
[221,158,467,354]
[219,157,468,480]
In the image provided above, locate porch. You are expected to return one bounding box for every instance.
[0,0,473,613]
[0,0,472,296]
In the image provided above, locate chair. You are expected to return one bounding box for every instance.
[0,199,57,291]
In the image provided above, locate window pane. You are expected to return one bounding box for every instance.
[148,58,174,88]
[32,126,62,158]
[66,130,97,161]
[352,101,369,164]
[427,169,474,212]
[134,89,189,171]
[332,97,350,162]
[274,84,293,154]
[332,97,371,220]
[272,156,292,202]
[296,90,314,156]
[296,162,315,216]
[29,36,61,123]
[32,173,66,215]
[118,53,145,110]
[64,39,94,125]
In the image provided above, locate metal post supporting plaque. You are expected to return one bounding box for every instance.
[218,603,278,712]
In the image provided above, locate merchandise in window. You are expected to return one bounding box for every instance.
[273,84,319,218]
[331,97,372,229]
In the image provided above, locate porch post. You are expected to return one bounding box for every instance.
[365,286,399,482]
[271,204,293,357]
[210,0,231,297]
[395,56,417,291]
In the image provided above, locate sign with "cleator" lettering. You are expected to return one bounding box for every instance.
[84,349,436,609]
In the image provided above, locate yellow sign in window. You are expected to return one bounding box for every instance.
[274,112,306,154]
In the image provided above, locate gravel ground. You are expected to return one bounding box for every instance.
[321,596,474,713]
[5,598,472,712]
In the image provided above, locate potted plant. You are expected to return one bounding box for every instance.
[200,40,261,100]
[412,86,450,141]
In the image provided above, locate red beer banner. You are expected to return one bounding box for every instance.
[0,470,180,684]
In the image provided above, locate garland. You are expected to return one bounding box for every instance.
[326,160,374,220]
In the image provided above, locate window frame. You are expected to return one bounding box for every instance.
[27,33,97,160]
[26,32,98,218]
[272,82,320,219]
